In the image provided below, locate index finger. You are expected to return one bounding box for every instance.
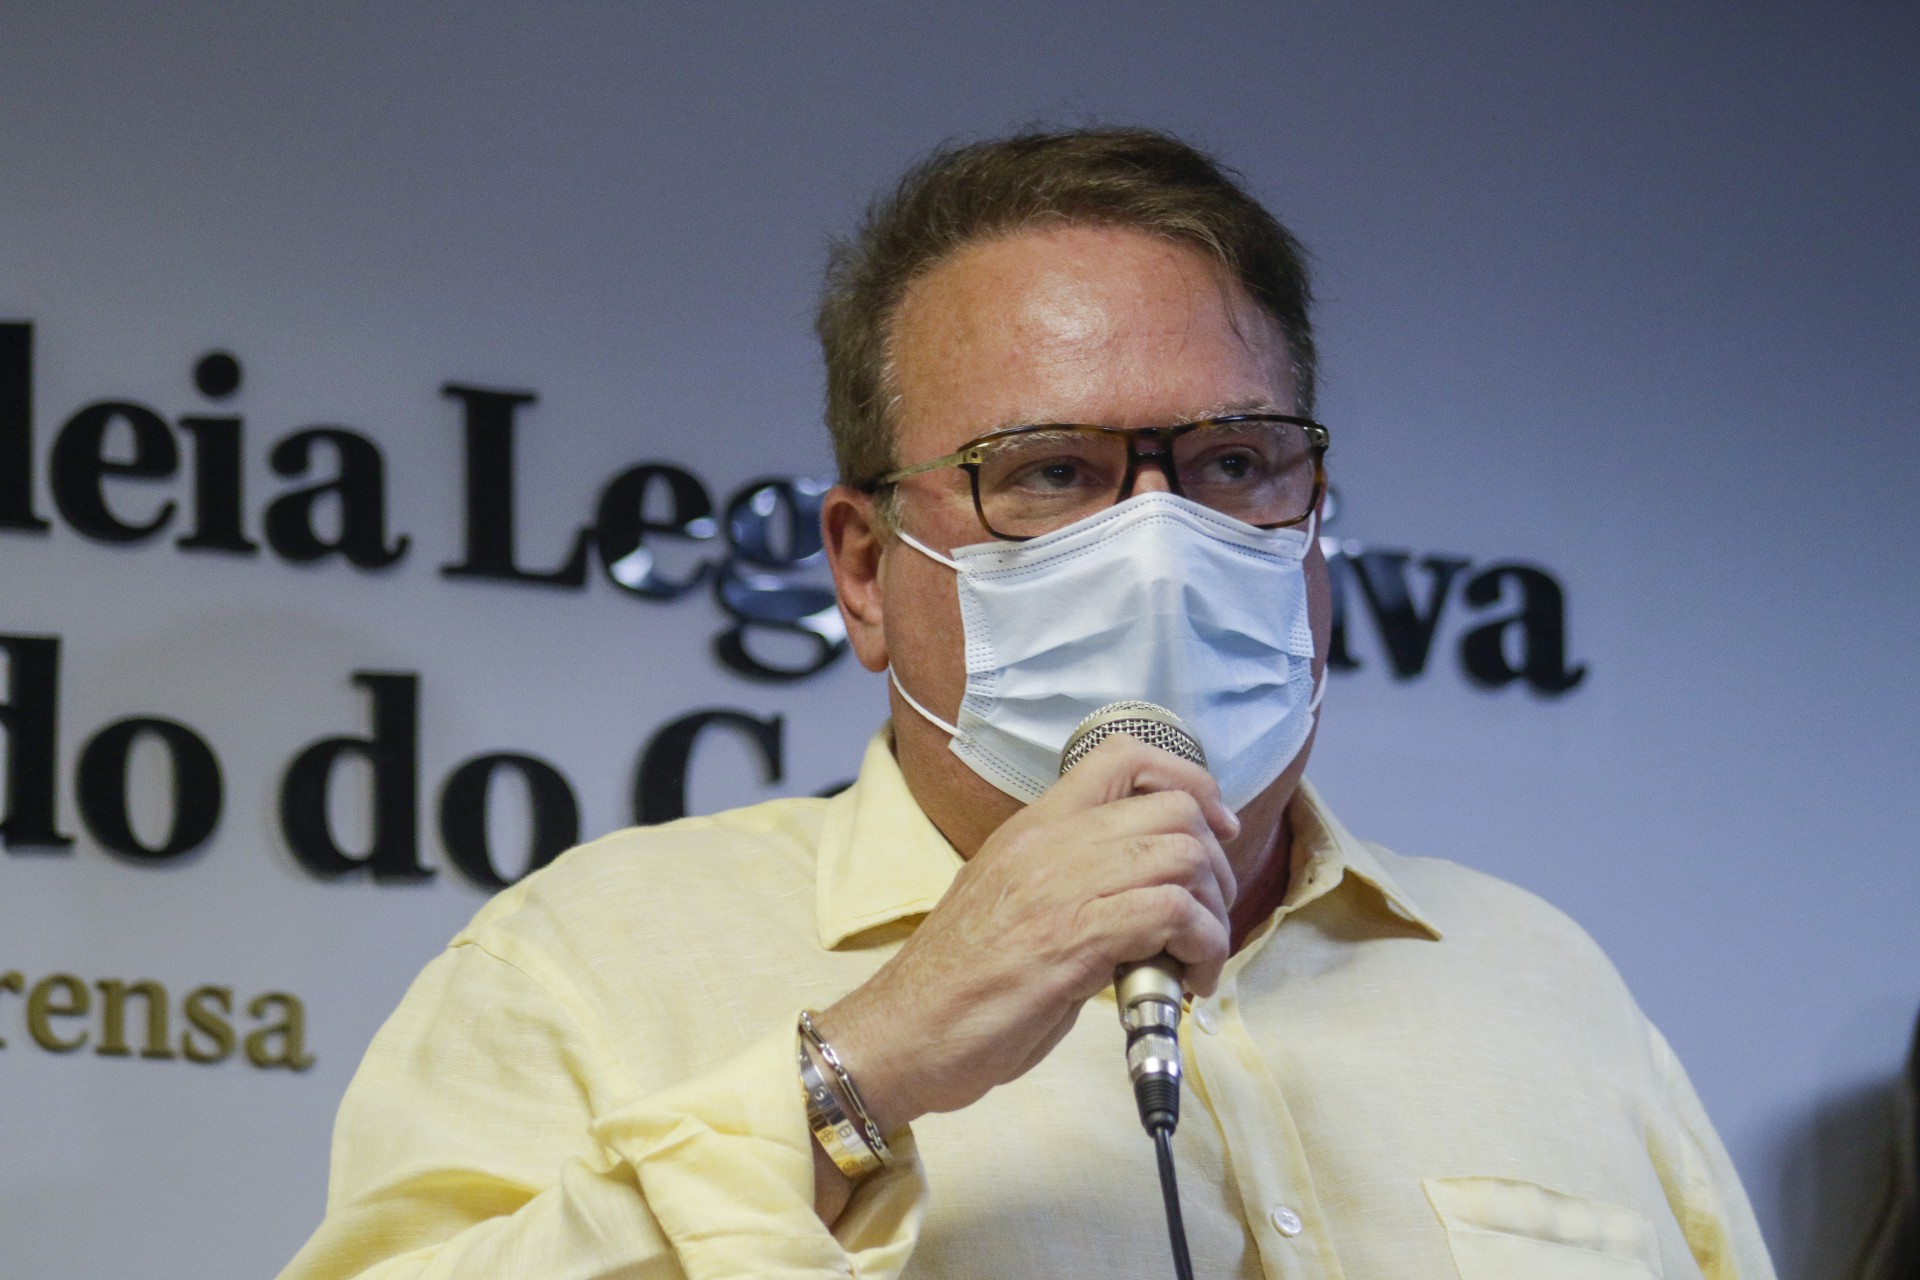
[1038,733,1240,843]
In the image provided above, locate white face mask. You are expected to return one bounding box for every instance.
[890,491,1323,811]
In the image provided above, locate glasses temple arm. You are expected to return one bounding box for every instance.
[875,449,973,486]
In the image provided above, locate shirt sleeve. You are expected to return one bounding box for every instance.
[277,940,927,1280]
[1642,1021,1779,1280]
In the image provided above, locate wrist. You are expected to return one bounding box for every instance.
[811,997,921,1137]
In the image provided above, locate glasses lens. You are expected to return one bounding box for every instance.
[971,419,1320,538]
[1173,419,1317,526]
[975,429,1129,538]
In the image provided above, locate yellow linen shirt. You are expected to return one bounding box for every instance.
[281,728,1776,1280]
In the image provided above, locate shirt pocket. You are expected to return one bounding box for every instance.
[1424,1176,1664,1280]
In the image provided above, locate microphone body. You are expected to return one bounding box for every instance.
[1059,701,1207,1135]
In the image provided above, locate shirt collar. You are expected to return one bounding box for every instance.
[1277,778,1444,941]
[814,729,1442,950]
[816,726,964,949]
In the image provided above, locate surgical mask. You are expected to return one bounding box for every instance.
[890,491,1323,810]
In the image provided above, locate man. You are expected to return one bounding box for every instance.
[282,129,1775,1279]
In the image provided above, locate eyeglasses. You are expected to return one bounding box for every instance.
[867,414,1330,541]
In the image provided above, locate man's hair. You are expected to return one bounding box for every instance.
[816,126,1317,492]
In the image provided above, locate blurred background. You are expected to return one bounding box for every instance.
[0,3,1914,1277]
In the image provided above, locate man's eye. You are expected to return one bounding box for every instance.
[1192,449,1266,484]
[1007,458,1091,491]
[985,437,1112,489]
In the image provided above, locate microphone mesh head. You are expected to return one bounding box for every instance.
[1058,701,1206,776]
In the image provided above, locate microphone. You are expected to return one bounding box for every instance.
[1059,701,1206,1137]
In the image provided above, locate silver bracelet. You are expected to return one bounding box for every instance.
[799,1039,884,1179]
[798,1010,893,1174]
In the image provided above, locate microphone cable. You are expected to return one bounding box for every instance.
[1153,1124,1196,1280]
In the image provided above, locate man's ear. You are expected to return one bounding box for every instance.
[822,485,890,673]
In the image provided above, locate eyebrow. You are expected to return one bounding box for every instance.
[1185,397,1291,421]
[988,397,1293,432]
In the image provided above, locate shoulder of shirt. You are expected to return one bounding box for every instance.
[1349,841,1682,1104]
[450,793,834,951]
[1361,839,1636,994]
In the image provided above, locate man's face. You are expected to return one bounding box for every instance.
[830,222,1331,853]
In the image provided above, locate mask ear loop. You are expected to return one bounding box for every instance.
[889,667,962,739]
[1303,506,1326,719]
[894,526,962,571]
[885,526,966,738]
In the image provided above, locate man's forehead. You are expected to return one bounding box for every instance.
[899,225,1254,336]
[888,225,1298,444]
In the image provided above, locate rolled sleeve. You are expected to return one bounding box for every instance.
[281,943,926,1280]
[597,1017,926,1280]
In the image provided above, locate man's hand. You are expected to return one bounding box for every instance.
[813,735,1239,1141]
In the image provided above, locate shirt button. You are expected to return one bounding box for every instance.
[1194,1006,1219,1035]
[1269,1205,1303,1237]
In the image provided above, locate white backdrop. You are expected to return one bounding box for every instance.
[1,4,1915,1278]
